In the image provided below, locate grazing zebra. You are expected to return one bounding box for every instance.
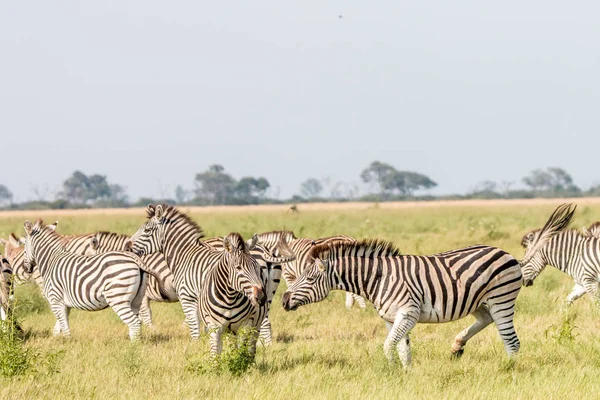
[58,229,178,328]
[23,219,151,340]
[255,230,367,309]
[129,204,273,350]
[283,204,575,368]
[581,222,600,238]
[520,206,600,305]
[0,258,15,322]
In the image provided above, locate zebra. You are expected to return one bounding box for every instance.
[57,229,178,328]
[22,219,152,340]
[255,230,367,309]
[283,204,575,368]
[581,222,600,238]
[0,258,15,323]
[129,204,279,347]
[520,206,600,306]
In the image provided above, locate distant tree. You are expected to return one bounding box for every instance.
[175,185,190,204]
[235,177,270,201]
[60,171,127,205]
[381,170,437,196]
[523,167,579,193]
[194,164,236,205]
[0,184,13,206]
[360,161,396,195]
[300,178,323,199]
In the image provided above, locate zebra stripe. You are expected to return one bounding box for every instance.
[129,204,268,355]
[0,258,14,322]
[255,231,367,309]
[581,222,600,238]
[1,234,43,289]
[23,219,149,341]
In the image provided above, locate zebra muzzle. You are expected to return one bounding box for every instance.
[281,291,298,311]
[251,286,266,307]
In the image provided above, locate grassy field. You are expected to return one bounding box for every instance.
[1,201,600,399]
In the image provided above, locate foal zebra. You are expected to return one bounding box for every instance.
[255,230,367,309]
[521,208,600,306]
[23,219,151,340]
[283,204,575,368]
[129,205,273,354]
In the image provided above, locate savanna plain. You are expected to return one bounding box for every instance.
[1,200,600,399]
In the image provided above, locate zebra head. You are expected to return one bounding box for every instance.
[22,220,42,274]
[282,257,332,311]
[223,233,266,307]
[130,204,166,256]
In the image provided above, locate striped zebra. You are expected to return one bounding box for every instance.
[0,257,15,322]
[22,219,151,340]
[57,229,177,328]
[581,222,600,238]
[203,235,288,346]
[255,230,367,309]
[520,206,600,305]
[129,204,281,352]
[283,204,575,368]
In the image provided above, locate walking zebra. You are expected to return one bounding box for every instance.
[60,229,178,327]
[129,205,278,353]
[581,222,600,238]
[283,204,575,368]
[255,230,367,309]
[520,207,600,305]
[23,219,151,340]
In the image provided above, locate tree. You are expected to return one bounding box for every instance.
[0,184,13,206]
[360,161,396,195]
[175,185,190,204]
[522,167,579,193]
[61,171,127,205]
[194,164,236,205]
[381,170,437,196]
[235,177,270,201]
[300,178,323,199]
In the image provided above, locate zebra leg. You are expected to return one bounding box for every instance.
[451,304,493,358]
[105,294,142,341]
[208,324,223,357]
[50,302,71,337]
[180,297,201,340]
[138,296,154,328]
[345,292,355,309]
[383,309,419,368]
[566,284,586,306]
[258,317,272,346]
[488,303,520,357]
[354,294,367,309]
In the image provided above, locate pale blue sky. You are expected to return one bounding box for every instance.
[1,1,598,201]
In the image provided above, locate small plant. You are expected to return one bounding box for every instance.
[185,327,257,376]
[545,308,578,344]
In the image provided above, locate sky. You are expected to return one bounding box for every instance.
[1,1,599,202]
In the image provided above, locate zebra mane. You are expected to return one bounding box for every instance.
[257,230,297,240]
[310,238,401,261]
[521,227,591,249]
[146,204,206,240]
[96,231,129,240]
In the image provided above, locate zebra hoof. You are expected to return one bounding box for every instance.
[451,349,464,359]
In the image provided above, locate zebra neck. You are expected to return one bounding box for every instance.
[543,232,582,276]
[31,233,65,275]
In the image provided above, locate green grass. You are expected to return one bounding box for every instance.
[1,203,600,399]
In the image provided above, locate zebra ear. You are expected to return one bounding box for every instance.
[0,238,6,247]
[90,237,100,250]
[19,237,26,245]
[582,226,590,236]
[48,221,58,231]
[246,234,258,250]
[8,234,20,247]
[317,259,328,272]
[223,237,232,253]
[23,220,33,236]
[154,205,164,221]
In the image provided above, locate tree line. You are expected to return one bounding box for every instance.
[0,163,598,210]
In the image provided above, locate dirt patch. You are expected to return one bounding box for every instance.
[0,197,597,218]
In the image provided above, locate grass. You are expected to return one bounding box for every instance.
[1,202,600,398]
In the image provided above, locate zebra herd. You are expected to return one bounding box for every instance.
[1,203,599,369]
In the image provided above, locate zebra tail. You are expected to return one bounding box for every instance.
[521,203,576,266]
